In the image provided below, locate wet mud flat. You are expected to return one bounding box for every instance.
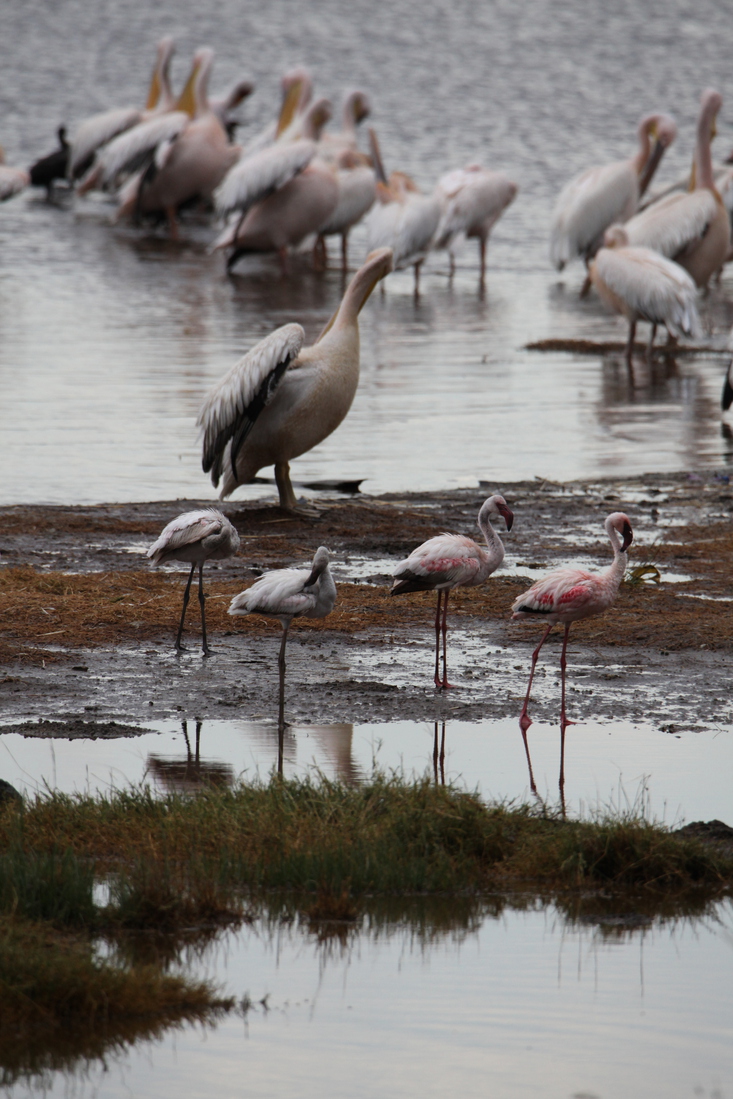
[1,470,732,734]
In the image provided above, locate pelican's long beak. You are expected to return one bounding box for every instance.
[146,68,162,111]
[175,57,201,117]
[368,128,388,185]
[688,158,697,193]
[276,78,303,138]
[638,137,666,198]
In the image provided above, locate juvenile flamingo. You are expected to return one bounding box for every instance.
[390,494,513,689]
[228,546,337,728]
[147,508,240,655]
[512,512,633,731]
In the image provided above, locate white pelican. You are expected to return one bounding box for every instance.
[589,225,701,362]
[623,90,730,289]
[239,67,313,158]
[364,129,441,293]
[147,508,240,655]
[721,328,733,411]
[198,246,393,510]
[0,148,29,201]
[68,36,176,180]
[317,157,377,271]
[434,165,518,281]
[212,100,338,271]
[318,90,372,165]
[111,48,241,237]
[550,112,678,271]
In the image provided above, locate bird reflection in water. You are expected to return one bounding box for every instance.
[519,721,567,818]
[432,721,446,785]
[147,719,234,792]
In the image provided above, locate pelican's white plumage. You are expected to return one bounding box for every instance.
[590,226,701,360]
[622,91,729,288]
[198,247,393,509]
[365,174,440,286]
[318,163,377,269]
[550,112,677,271]
[214,139,316,219]
[0,153,29,201]
[69,36,176,180]
[82,110,191,192]
[434,165,518,279]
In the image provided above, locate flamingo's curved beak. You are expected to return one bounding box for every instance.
[621,522,633,552]
[498,503,514,532]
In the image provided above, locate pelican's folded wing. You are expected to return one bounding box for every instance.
[84,111,190,189]
[198,323,305,486]
[69,107,143,179]
[214,139,315,219]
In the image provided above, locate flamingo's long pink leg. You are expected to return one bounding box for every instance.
[559,622,577,731]
[433,592,443,687]
[440,590,453,689]
[519,622,553,731]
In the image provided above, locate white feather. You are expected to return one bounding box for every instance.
[593,245,701,337]
[550,160,637,270]
[197,323,305,469]
[366,191,441,269]
[624,189,719,258]
[88,111,190,188]
[319,166,376,235]
[69,107,143,178]
[214,140,316,218]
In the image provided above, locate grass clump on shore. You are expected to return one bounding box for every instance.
[3,775,731,903]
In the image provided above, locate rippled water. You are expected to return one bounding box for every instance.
[3,0,733,504]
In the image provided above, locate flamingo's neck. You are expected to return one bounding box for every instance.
[478,516,505,571]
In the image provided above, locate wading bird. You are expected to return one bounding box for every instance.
[589,225,701,363]
[147,508,240,656]
[0,149,29,201]
[550,112,677,272]
[623,89,729,289]
[28,127,69,195]
[198,246,393,510]
[229,546,337,726]
[511,512,633,731]
[390,494,514,689]
[434,164,518,282]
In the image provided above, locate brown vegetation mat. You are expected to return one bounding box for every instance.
[1,558,731,667]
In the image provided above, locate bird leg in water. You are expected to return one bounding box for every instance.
[414,259,423,297]
[559,623,577,731]
[478,237,487,285]
[646,323,657,362]
[433,590,453,689]
[274,462,299,511]
[625,320,636,367]
[198,562,211,656]
[518,622,553,731]
[278,623,290,672]
[175,563,197,652]
[341,230,349,274]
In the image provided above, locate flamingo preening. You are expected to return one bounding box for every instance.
[390,494,514,689]
[198,247,393,511]
[147,508,240,655]
[550,112,677,272]
[511,512,633,731]
[228,546,337,730]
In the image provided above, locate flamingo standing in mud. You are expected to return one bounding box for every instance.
[228,546,337,733]
[511,512,633,731]
[390,494,513,689]
[147,508,240,655]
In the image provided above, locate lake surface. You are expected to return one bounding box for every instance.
[3,2,733,1095]
[3,0,733,506]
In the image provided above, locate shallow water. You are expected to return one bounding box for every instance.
[3,0,733,505]
[2,714,731,825]
[8,897,733,1099]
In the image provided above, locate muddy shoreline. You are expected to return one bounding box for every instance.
[1,471,732,734]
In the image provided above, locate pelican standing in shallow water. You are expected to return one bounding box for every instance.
[390,495,514,689]
[550,112,677,272]
[512,513,633,731]
[623,89,730,289]
[434,165,518,282]
[148,508,240,655]
[198,247,393,510]
[589,225,701,363]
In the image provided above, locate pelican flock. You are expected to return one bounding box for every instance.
[5,35,733,732]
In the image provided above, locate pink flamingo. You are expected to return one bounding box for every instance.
[390,494,513,689]
[512,512,633,731]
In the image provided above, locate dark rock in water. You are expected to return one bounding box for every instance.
[0,779,22,805]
